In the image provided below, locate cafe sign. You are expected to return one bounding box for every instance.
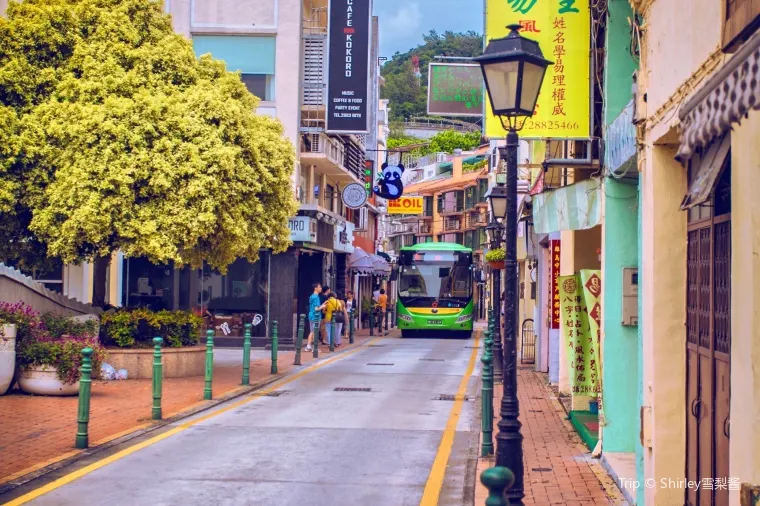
[333,221,355,253]
[289,217,317,243]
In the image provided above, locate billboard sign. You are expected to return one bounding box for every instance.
[326,0,371,133]
[484,0,590,138]
[387,196,424,215]
[427,63,484,117]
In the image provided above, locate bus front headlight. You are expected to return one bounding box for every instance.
[455,314,472,324]
[399,314,413,322]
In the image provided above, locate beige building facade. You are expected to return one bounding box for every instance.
[632,0,759,504]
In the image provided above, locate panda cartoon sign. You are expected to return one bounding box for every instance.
[373,161,405,200]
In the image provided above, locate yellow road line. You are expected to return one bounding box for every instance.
[419,332,481,506]
[3,339,378,506]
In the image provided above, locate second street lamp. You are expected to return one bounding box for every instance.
[475,23,552,504]
[485,220,504,381]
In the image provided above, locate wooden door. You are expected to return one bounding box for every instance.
[685,167,731,506]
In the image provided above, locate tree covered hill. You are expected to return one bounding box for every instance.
[380,31,483,122]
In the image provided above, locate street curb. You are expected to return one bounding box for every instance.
[0,336,381,498]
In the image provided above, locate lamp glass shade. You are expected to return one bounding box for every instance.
[483,60,520,112]
[487,188,508,222]
[519,61,546,112]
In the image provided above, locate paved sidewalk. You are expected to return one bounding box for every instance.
[0,332,384,485]
[475,367,625,506]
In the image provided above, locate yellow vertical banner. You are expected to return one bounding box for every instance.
[559,274,598,397]
[484,0,590,139]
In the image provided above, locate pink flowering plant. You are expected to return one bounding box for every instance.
[0,302,105,385]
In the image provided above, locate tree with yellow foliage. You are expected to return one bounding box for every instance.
[0,0,297,305]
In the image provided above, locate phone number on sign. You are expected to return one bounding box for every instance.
[523,120,581,131]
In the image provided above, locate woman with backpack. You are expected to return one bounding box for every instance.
[324,292,347,348]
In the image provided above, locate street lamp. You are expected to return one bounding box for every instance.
[485,220,504,382]
[475,23,552,504]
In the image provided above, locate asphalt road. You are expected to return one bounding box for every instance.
[14,335,482,506]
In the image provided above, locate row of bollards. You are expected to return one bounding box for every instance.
[480,304,515,505]
[75,320,285,449]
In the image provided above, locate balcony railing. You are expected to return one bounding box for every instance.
[418,224,433,235]
[444,218,462,232]
[300,133,345,167]
[465,211,487,229]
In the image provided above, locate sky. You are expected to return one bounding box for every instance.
[373,0,483,58]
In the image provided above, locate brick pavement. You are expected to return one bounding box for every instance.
[0,333,379,485]
[475,367,624,506]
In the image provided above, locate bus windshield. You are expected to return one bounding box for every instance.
[399,251,472,303]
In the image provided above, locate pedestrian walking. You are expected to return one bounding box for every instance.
[305,283,325,352]
[345,291,355,338]
[332,293,348,346]
[374,288,387,334]
[324,291,343,348]
[319,286,331,345]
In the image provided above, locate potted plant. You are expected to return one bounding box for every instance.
[0,302,106,396]
[485,247,506,270]
[0,319,16,395]
[17,335,106,396]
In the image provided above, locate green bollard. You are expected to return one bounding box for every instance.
[349,309,355,344]
[329,314,336,352]
[312,320,319,359]
[204,329,214,400]
[481,330,493,456]
[152,337,163,420]
[294,314,305,365]
[480,466,515,506]
[75,347,94,449]
[369,309,374,337]
[270,320,278,374]
[242,323,252,385]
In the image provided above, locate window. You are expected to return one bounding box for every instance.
[465,186,476,210]
[424,196,434,217]
[437,195,444,214]
[193,35,276,101]
[477,179,489,202]
[723,0,760,51]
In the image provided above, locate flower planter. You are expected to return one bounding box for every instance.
[106,345,206,379]
[18,365,80,396]
[488,260,505,270]
[0,324,16,395]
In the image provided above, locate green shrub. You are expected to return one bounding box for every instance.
[485,248,506,262]
[100,309,202,348]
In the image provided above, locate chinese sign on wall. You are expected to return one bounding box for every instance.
[550,239,561,329]
[427,63,484,117]
[484,0,590,138]
[387,196,424,215]
[559,270,602,396]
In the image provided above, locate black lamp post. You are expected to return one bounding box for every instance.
[485,220,504,381]
[475,24,551,504]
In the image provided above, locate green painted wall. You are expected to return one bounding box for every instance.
[604,0,638,126]
[602,179,639,453]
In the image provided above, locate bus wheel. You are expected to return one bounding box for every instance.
[401,330,409,338]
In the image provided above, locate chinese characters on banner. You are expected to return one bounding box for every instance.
[550,240,561,329]
[558,270,602,396]
[484,0,590,138]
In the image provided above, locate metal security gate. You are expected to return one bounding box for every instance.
[521,319,536,364]
[685,202,731,506]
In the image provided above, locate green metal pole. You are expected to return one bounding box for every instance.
[312,320,319,359]
[481,329,494,456]
[75,347,93,449]
[369,309,374,337]
[204,329,214,400]
[270,320,278,374]
[329,314,336,352]
[152,337,163,420]
[294,314,305,365]
[349,309,355,344]
[480,466,514,506]
[242,323,252,385]
[384,308,389,334]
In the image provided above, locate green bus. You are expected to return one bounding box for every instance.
[396,242,474,338]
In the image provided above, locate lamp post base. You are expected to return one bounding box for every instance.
[496,394,524,503]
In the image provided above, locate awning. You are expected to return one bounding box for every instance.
[676,30,760,162]
[370,254,391,276]
[680,132,731,210]
[347,248,374,275]
[532,179,602,234]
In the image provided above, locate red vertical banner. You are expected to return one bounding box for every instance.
[550,240,561,329]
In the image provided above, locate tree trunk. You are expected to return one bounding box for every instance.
[91,256,111,308]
